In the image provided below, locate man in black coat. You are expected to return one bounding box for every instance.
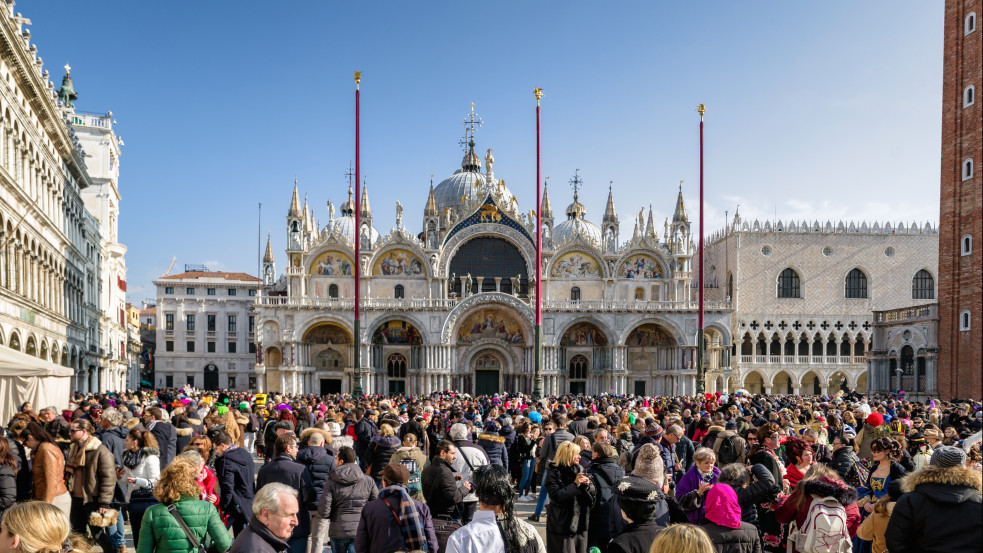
[353,409,378,467]
[144,407,176,467]
[296,431,334,553]
[421,440,472,520]
[256,434,316,553]
[587,443,625,553]
[214,430,256,537]
[399,406,428,454]
[608,475,666,553]
[229,482,296,553]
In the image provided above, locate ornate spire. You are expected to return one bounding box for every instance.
[672,182,688,223]
[461,139,480,172]
[541,181,553,220]
[303,194,313,231]
[263,233,275,263]
[424,181,438,218]
[603,181,618,224]
[288,178,302,217]
[646,204,656,238]
[359,178,371,218]
[340,181,355,216]
[565,170,587,220]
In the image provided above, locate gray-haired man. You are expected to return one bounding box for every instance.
[230,482,299,553]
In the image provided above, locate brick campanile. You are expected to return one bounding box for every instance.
[938,0,982,399]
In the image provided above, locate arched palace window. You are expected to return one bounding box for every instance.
[912,270,934,299]
[449,237,527,296]
[845,268,868,299]
[387,353,407,378]
[778,268,801,298]
[569,354,588,380]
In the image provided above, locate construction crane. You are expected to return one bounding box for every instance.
[163,256,177,276]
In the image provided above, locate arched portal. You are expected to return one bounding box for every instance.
[625,323,680,395]
[743,371,765,394]
[303,322,353,395]
[203,363,219,390]
[472,350,504,396]
[387,353,407,395]
[801,371,822,395]
[449,237,529,296]
[773,371,794,395]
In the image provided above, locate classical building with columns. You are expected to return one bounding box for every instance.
[704,214,939,396]
[254,132,733,397]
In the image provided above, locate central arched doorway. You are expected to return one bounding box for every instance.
[387,353,407,394]
[569,354,588,395]
[303,322,353,394]
[204,363,219,390]
[473,351,502,396]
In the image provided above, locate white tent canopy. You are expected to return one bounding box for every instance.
[0,345,73,424]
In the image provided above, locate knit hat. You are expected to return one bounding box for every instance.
[527,411,542,424]
[645,423,664,438]
[923,428,942,441]
[382,463,410,485]
[239,402,249,411]
[483,421,500,433]
[841,425,856,439]
[704,483,742,529]
[616,475,663,510]
[866,412,884,427]
[930,445,967,468]
[725,421,738,431]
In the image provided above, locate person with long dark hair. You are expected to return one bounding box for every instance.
[20,422,70,514]
[445,464,545,553]
[0,438,17,511]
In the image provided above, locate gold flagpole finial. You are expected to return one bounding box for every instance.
[697,104,706,120]
[354,70,362,88]
[534,88,544,103]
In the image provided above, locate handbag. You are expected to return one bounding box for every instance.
[166,504,207,553]
[432,504,463,553]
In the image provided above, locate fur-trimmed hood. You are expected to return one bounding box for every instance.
[124,418,142,430]
[802,477,859,505]
[902,465,983,500]
[299,427,332,445]
[477,433,506,443]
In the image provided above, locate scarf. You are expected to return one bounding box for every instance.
[379,484,426,552]
[122,448,145,469]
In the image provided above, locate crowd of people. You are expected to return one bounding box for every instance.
[0,388,980,553]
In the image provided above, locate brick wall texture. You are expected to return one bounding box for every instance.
[939,0,982,399]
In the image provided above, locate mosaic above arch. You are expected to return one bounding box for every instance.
[457,309,524,345]
[372,320,423,345]
[550,251,602,278]
[560,322,609,346]
[619,254,662,279]
[303,323,351,344]
[310,251,353,276]
[373,249,425,276]
[626,324,676,347]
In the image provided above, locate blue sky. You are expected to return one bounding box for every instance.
[25,2,943,302]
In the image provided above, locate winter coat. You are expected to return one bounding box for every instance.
[353,417,378,462]
[121,447,161,503]
[317,462,379,539]
[215,446,255,523]
[8,437,32,501]
[676,466,721,524]
[31,441,68,503]
[569,418,589,437]
[516,435,538,461]
[538,429,575,464]
[675,435,696,476]
[451,439,489,503]
[229,516,288,553]
[354,491,438,553]
[732,463,780,528]
[774,477,861,553]
[885,465,983,553]
[66,436,116,508]
[96,424,128,466]
[364,435,401,481]
[0,464,15,512]
[399,419,427,453]
[608,520,664,553]
[830,445,858,481]
[421,456,468,519]
[586,455,625,549]
[148,421,177,468]
[296,445,335,503]
[136,497,232,553]
[256,453,316,538]
[700,521,763,553]
[477,432,508,467]
[175,417,203,454]
[545,462,597,536]
[856,501,894,553]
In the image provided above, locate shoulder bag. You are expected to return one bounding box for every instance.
[166,504,207,553]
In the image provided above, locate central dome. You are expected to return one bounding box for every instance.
[433,140,515,219]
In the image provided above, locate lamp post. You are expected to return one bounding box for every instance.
[533,88,544,400]
[353,70,363,398]
[695,104,707,396]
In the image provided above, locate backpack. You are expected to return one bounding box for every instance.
[397,456,422,496]
[788,495,852,553]
[712,430,747,465]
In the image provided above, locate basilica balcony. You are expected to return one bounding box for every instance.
[542,299,731,312]
[738,354,865,367]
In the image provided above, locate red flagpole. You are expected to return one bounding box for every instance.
[696,104,706,395]
[533,88,544,399]
[353,71,363,397]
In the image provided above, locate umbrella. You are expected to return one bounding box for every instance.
[140,380,152,387]
[733,388,750,396]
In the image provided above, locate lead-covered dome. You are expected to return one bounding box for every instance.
[433,139,515,218]
[553,192,602,245]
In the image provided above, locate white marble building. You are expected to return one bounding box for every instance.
[254,134,733,397]
[153,271,260,390]
[704,213,939,395]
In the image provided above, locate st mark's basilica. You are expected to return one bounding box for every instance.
[253,122,733,397]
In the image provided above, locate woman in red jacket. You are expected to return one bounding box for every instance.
[775,464,861,553]
[783,436,815,488]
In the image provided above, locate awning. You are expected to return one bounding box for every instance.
[0,346,74,423]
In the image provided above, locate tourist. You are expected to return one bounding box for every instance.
[295,429,334,553]
[608,474,666,553]
[422,440,473,552]
[229,482,299,553]
[20,422,71,514]
[648,524,716,553]
[747,423,787,552]
[781,437,813,488]
[516,422,540,501]
[586,442,624,553]
[144,407,177,468]
[213,430,255,536]
[364,423,401,486]
[120,429,161,550]
[699,483,762,553]
[529,416,573,523]
[445,464,544,553]
[0,501,92,553]
[450,422,490,524]
[318,446,378,553]
[856,437,907,513]
[354,463,438,553]
[830,431,859,480]
[544,441,597,553]
[389,432,428,501]
[0,439,16,512]
[137,457,231,553]
[774,464,859,553]
[352,408,379,466]
[65,419,117,551]
[256,434,316,553]
[676,447,720,524]
[856,480,902,553]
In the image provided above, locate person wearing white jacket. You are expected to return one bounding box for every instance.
[119,429,161,550]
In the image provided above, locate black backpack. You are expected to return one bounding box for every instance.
[712,430,747,465]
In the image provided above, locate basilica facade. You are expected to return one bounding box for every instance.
[253,139,733,397]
